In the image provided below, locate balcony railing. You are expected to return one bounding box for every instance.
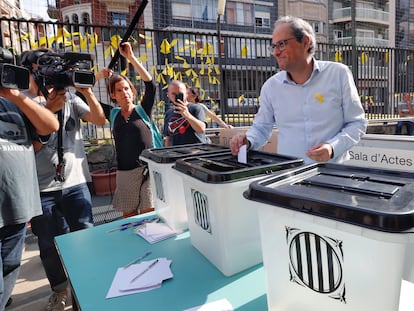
[334,36,389,47]
[333,7,389,24]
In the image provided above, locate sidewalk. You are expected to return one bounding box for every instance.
[7,194,121,311]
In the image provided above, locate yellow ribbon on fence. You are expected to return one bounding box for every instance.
[241,45,248,57]
[17,26,226,89]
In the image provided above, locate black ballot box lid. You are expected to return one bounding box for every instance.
[173,150,304,183]
[141,143,231,164]
[244,163,414,233]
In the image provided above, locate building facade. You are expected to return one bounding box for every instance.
[2,0,412,115]
[1,0,53,55]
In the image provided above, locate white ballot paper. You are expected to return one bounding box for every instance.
[183,298,234,311]
[106,257,173,299]
[237,144,247,164]
[135,222,177,244]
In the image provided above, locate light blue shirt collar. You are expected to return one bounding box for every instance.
[282,58,321,86]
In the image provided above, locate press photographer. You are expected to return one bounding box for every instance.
[0,47,58,310]
[20,47,106,311]
[20,48,103,177]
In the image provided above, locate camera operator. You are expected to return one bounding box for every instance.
[0,56,59,308]
[20,48,106,311]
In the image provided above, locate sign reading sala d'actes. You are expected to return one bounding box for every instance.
[345,146,414,172]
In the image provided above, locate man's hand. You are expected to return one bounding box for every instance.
[95,68,113,82]
[0,87,20,99]
[173,98,189,117]
[75,87,94,97]
[229,133,249,155]
[306,143,333,162]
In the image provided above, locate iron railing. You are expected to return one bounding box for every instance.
[1,17,413,140]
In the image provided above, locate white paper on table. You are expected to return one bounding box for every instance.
[106,257,173,299]
[183,299,234,311]
[135,222,177,244]
[237,144,247,164]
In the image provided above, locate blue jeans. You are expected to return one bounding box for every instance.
[396,121,414,135]
[31,183,93,291]
[0,223,27,309]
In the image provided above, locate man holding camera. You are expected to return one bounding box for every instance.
[163,80,208,146]
[21,48,106,311]
[0,48,59,309]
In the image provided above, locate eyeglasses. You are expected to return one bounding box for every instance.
[268,37,296,53]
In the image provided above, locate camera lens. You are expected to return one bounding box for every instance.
[2,65,15,85]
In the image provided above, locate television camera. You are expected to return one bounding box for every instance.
[23,50,95,90]
[0,48,30,90]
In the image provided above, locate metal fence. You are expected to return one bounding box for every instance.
[1,17,412,139]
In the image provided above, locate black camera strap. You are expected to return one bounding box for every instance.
[38,83,65,182]
[55,108,65,182]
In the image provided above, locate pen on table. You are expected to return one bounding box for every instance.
[106,217,159,233]
[123,250,152,269]
[134,217,160,233]
[130,259,159,283]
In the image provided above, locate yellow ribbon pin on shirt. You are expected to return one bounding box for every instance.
[314,93,324,103]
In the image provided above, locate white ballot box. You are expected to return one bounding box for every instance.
[244,163,414,311]
[174,151,303,276]
[140,144,230,232]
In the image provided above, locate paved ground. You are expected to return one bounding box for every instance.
[7,194,121,311]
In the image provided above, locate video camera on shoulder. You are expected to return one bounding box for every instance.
[0,48,30,90]
[24,50,95,89]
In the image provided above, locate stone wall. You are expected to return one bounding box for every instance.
[86,142,117,172]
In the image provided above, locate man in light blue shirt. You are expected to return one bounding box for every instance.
[230,16,367,163]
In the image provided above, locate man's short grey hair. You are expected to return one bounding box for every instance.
[274,16,316,56]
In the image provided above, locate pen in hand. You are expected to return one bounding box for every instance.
[130,259,159,283]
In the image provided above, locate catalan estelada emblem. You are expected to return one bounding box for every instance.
[286,226,346,303]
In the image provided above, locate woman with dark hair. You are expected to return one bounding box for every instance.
[105,42,157,217]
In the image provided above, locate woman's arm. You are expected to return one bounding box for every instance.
[201,104,232,128]
[406,100,414,116]
[120,42,156,116]
[120,42,152,82]
[164,136,171,146]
